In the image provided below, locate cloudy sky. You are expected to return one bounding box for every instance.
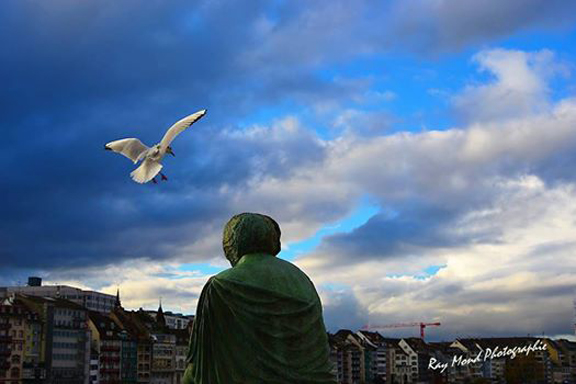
[2,0,576,341]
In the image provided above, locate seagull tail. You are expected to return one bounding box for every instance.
[130,160,163,184]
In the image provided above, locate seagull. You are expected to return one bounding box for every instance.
[105,109,207,184]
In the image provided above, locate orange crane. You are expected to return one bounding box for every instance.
[361,322,441,339]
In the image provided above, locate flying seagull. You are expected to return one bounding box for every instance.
[105,109,207,184]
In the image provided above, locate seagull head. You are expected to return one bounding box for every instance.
[167,146,175,156]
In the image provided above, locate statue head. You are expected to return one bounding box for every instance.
[222,213,281,266]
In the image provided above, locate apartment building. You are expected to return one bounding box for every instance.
[0,298,44,383]
[356,330,388,382]
[0,288,195,384]
[3,278,116,314]
[19,294,91,384]
[143,311,194,331]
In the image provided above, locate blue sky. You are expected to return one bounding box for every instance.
[2,0,576,340]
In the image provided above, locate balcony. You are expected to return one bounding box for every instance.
[101,346,120,352]
[101,368,120,373]
[101,356,120,363]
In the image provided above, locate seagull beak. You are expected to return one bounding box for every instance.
[105,145,112,151]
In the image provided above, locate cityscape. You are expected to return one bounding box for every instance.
[3,1,576,383]
[1,278,575,384]
[0,278,192,384]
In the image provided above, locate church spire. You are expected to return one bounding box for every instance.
[156,297,166,327]
[115,287,122,309]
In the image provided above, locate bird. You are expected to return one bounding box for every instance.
[105,109,207,184]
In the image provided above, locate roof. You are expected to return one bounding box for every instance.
[403,337,435,354]
[357,330,386,346]
[88,311,122,340]
[110,308,152,342]
[428,342,465,357]
[16,293,87,311]
[333,329,355,341]
[0,297,41,321]
[379,337,402,347]
[428,341,460,354]
[328,331,364,351]
[556,339,576,351]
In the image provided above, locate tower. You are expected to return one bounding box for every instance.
[115,287,122,309]
[156,298,166,328]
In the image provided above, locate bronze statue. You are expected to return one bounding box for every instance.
[183,213,337,383]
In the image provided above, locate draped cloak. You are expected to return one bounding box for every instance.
[183,253,337,384]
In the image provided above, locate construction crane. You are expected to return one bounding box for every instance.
[361,322,441,339]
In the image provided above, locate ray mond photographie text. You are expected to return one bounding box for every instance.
[428,339,548,373]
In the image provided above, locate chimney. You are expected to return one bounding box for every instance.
[27,277,42,287]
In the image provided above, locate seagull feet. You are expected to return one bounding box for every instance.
[160,173,168,181]
[152,178,157,184]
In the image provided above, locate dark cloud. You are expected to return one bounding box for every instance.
[526,240,576,258]
[0,0,330,270]
[1,119,325,269]
[532,144,576,184]
[313,202,501,264]
[437,306,572,340]
[348,278,575,341]
[321,288,369,332]
[2,0,576,279]
[388,0,576,54]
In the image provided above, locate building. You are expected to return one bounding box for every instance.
[19,294,91,384]
[544,338,575,384]
[2,277,117,313]
[116,305,191,384]
[356,330,388,383]
[451,337,549,384]
[427,341,470,384]
[143,311,193,331]
[330,330,368,384]
[119,329,138,383]
[109,306,154,384]
[559,339,576,383]
[328,333,343,382]
[0,297,44,383]
[88,347,99,384]
[172,329,189,384]
[88,311,123,384]
[0,283,197,384]
[150,304,176,384]
[390,339,412,384]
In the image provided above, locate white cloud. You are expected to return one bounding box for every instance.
[44,259,211,314]
[287,49,576,337]
[453,49,567,123]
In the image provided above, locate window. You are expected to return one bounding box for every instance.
[10,367,19,378]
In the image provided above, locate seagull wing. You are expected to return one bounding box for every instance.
[105,138,149,164]
[159,109,207,152]
[130,159,163,184]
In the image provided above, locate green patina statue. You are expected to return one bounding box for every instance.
[183,213,337,384]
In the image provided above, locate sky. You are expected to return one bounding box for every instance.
[2,0,576,341]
